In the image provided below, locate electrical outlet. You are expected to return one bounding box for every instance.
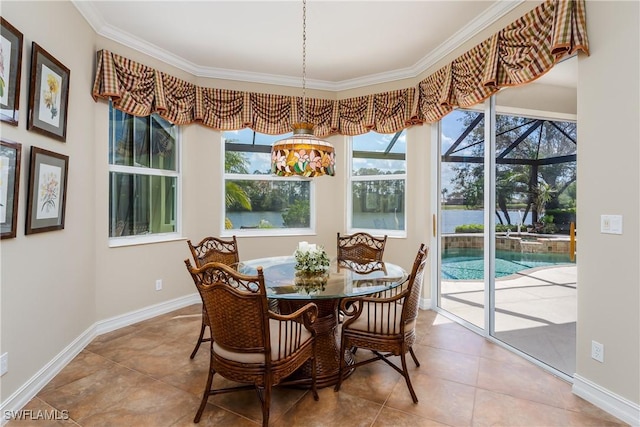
[155,279,163,291]
[591,340,604,362]
[1,352,8,376]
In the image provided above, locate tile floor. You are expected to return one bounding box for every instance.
[8,304,627,426]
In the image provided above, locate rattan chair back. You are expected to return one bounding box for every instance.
[187,235,239,268]
[186,235,240,359]
[337,258,387,274]
[190,260,269,355]
[337,232,387,262]
[403,243,429,328]
[185,259,319,426]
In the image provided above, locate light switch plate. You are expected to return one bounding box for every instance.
[601,215,622,234]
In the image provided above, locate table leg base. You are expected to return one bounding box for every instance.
[278,299,352,388]
[288,348,355,389]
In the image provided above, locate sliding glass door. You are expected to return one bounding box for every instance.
[437,59,577,377]
[492,87,577,377]
[438,109,486,330]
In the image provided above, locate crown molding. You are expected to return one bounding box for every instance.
[411,0,523,77]
[73,0,524,92]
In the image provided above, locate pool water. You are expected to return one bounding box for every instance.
[442,249,575,280]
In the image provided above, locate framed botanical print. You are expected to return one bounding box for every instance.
[25,146,68,234]
[27,42,70,142]
[0,17,24,125]
[0,139,21,238]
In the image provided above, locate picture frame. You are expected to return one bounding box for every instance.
[0,139,21,238]
[27,42,70,142]
[25,146,68,234]
[0,17,24,125]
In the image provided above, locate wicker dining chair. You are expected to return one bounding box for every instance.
[336,232,388,323]
[185,260,319,427]
[187,235,240,268]
[336,258,387,275]
[186,236,240,359]
[337,232,387,262]
[334,243,429,403]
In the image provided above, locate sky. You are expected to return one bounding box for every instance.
[440,109,473,194]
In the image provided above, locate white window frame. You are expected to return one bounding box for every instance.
[347,132,407,238]
[221,135,316,238]
[108,108,182,247]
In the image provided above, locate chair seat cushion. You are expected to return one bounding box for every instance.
[213,319,312,364]
[346,302,415,334]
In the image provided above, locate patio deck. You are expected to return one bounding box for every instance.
[440,264,577,375]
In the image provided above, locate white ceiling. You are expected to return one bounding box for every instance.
[73,0,575,91]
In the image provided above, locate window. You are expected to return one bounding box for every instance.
[109,104,180,243]
[349,131,407,236]
[223,129,314,235]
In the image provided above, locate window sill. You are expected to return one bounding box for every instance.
[221,228,317,238]
[108,233,184,248]
[347,228,407,239]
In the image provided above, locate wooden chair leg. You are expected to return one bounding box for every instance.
[311,353,319,401]
[400,353,418,403]
[334,338,348,392]
[194,357,216,422]
[257,384,271,427]
[409,346,420,367]
[190,319,207,359]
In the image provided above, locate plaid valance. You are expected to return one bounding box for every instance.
[92,0,588,137]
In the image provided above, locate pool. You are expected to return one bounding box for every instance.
[442,248,575,280]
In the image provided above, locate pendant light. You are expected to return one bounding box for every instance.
[271,0,335,177]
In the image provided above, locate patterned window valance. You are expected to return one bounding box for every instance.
[92,0,588,137]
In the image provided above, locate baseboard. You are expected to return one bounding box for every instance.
[0,326,95,426]
[419,297,432,311]
[0,293,200,425]
[573,374,640,426]
[95,293,200,335]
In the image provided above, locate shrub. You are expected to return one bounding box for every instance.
[282,200,310,227]
[257,219,274,229]
[546,208,576,231]
[546,207,576,215]
[496,224,518,232]
[541,214,555,224]
[456,224,522,233]
[455,224,484,233]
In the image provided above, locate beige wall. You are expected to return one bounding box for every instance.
[576,0,639,404]
[0,1,97,398]
[1,0,638,416]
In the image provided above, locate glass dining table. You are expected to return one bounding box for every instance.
[239,256,409,387]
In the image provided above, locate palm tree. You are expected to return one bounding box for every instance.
[495,168,529,225]
[224,151,252,228]
[533,180,555,223]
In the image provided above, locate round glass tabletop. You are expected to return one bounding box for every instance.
[239,256,408,300]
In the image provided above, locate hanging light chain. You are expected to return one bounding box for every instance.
[301,0,307,123]
[270,0,335,178]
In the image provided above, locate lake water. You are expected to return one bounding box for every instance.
[442,209,531,234]
[226,211,405,230]
[227,211,286,228]
[227,209,527,232]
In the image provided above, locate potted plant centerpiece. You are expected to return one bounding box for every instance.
[293,241,330,292]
